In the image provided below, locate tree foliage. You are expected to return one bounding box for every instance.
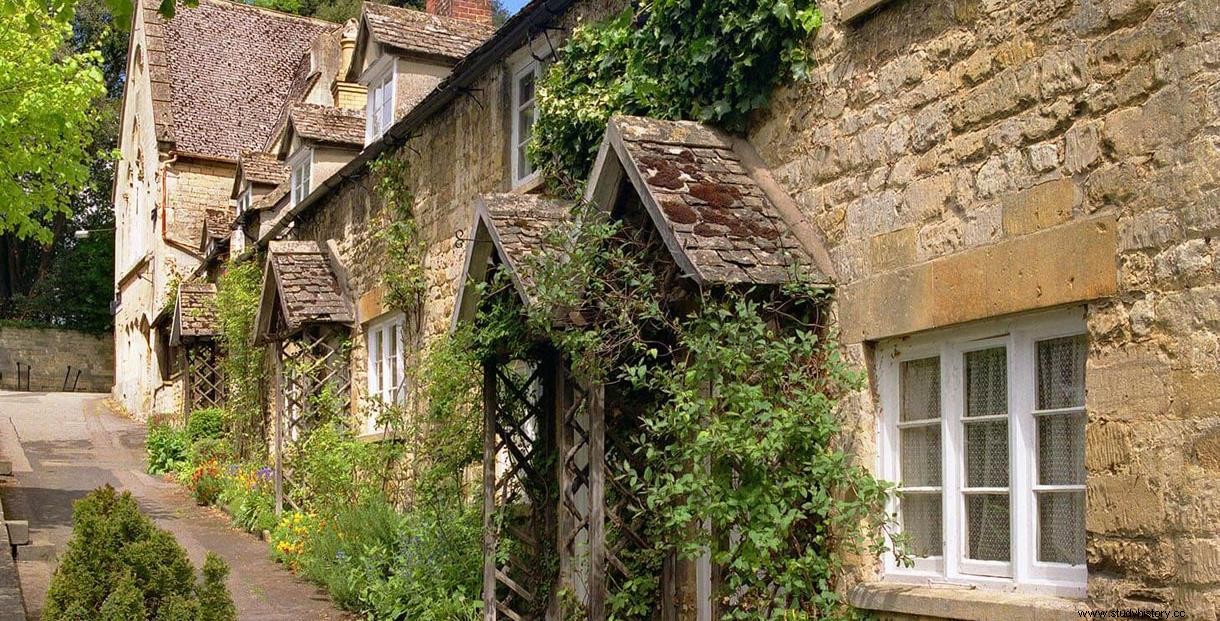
[0,0,105,242]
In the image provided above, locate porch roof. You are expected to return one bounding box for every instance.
[254,241,355,343]
[451,193,574,328]
[171,282,219,345]
[586,115,835,286]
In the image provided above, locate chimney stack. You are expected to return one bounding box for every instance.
[425,0,493,27]
[332,19,367,110]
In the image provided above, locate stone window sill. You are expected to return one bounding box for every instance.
[841,0,892,22]
[849,582,1087,621]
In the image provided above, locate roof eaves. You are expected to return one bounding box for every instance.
[258,0,577,246]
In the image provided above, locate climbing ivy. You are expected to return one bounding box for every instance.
[532,0,823,192]
[214,260,266,458]
[371,155,427,315]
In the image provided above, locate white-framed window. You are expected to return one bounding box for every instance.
[236,185,251,218]
[365,313,405,434]
[511,56,542,187]
[877,307,1087,597]
[289,149,312,207]
[364,58,396,144]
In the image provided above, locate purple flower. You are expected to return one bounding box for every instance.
[257,466,274,482]
[227,464,239,475]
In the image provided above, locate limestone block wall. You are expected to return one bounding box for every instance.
[0,326,114,393]
[291,0,624,414]
[165,159,237,249]
[751,0,1220,615]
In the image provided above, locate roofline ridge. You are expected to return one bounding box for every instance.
[197,0,340,29]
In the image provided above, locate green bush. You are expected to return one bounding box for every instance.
[285,497,483,620]
[188,437,234,466]
[186,408,226,442]
[219,464,276,534]
[42,485,236,621]
[146,423,189,475]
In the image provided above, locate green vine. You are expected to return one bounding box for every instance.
[214,259,266,458]
[532,0,823,193]
[372,154,427,315]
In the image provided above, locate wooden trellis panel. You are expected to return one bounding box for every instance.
[183,342,224,414]
[483,357,557,621]
[273,325,351,515]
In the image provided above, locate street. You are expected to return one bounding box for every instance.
[0,391,349,620]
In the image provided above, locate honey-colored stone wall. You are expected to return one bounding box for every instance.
[291,0,624,412]
[0,326,114,393]
[751,0,1220,615]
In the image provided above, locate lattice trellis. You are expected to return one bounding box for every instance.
[483,358,558,620]
[273,325,352,514]
[183,342,224,414]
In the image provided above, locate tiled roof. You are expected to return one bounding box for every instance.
[288,103,365,147]
[238,151,289,187]
[599,115,822,285]
[174,283,218,342]
[479,194,573,297]
[452,194,573,326]
[363,2,492,61]
[145,0,337,160]
[262,241,354,336]
[251,181,290,213]
[203,208,233,242]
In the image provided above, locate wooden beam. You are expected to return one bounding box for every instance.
[482,362,498,621]
[588,383,606,620]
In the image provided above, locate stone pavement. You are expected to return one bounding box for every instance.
[0,390,351,620]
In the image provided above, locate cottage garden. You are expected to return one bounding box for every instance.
[143,1,903,618]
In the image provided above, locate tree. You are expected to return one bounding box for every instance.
[0,0,105,243]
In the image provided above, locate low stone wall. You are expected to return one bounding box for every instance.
[0,325,114,393]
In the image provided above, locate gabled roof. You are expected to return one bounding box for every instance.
[142,0,337,160]
[251,182,290,214]
[360,2,492,64]
[586,116,834,286]
[452,194,573,328]
[280,103,365,153]
[254,241,355,343]
[239,152,289,186]
[200,208,234,253]
[171,283,219,345]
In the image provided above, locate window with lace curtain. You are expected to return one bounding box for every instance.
[877,308,1087,596]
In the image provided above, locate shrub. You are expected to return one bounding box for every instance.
[188,437,234,466]
[146,423,189,475]
[186,408,226,442]
[42,485,236,621]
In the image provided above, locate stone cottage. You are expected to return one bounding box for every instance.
[112,0,1220,617]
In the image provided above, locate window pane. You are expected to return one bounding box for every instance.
[1038,335,1087,410]
[1038,491,1085,565]
[372,330,383,393]
[517,143,533,179]
[518,70,535,104]
[901,492,942,558]
[965,419,1008,488]
[1038,412,1085,485]
[900,357,940,422]
[966,493,1010,561]
[388,325,399,401]
[900,425,941,486]
[965,347,1007,417]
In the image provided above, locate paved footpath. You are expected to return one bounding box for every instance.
[0,390,351,620]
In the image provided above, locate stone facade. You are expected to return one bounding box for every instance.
[749,0,1220,615]
[0,326,114,393]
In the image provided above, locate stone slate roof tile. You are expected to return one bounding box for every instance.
[145,0,337,160]
[267,241,354,332]
[363,2,492,61]
[203,208,233,242]
[176,283,218,340]
[479,194,573,296]
[607,115,819,285]
[288,103,365,147]
[238,151,289,187]
[251,181,290,213]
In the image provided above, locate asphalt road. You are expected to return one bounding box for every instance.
[0,390,351,620]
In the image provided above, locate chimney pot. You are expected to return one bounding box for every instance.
[426,0,492,27]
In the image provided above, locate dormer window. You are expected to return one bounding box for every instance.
[511,55,542,187]
[289,149,312,207]
[364,58,396,144]
[236,185,251,218]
